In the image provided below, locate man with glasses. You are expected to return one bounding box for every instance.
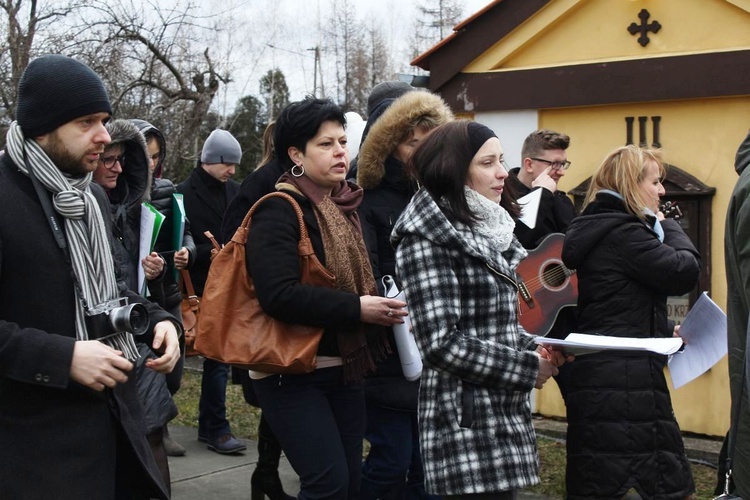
[509,129,576,249]
[508,129,577,398]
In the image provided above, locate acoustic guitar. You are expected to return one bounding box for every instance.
[516,233,577,336]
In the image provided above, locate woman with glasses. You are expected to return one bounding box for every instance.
[93,120,151,292]
[561,145,698,499]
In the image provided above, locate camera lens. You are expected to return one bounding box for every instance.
[109,303,149,335]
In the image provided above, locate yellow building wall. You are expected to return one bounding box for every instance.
[465,0,750,73]
[442,0,750,436]
[532,96,750,436]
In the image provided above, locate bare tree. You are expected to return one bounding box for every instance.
[259,68,289,125]
[412,0,464,59]
[0,0,83,126]
[82,0,232,181]
[322,0,363,109]
[368,21,393,88]
[320,2,394,115]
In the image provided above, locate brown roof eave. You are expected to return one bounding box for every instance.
[411,0,552,90]
[434,50,750,112]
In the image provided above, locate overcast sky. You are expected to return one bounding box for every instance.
[211,0,492,115]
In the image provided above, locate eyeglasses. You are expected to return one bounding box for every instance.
[530,157,571,171]
[99,154,125,169]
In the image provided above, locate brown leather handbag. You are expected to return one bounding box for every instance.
[179,269,200,357]
[194,191,336,373]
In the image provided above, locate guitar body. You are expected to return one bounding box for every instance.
[516,233,578,336]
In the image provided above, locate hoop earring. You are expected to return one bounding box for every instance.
[291,164,305,177]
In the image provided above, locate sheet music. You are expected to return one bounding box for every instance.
[667,292,727,389]
[517,188,543,229]
[535,333,683,356]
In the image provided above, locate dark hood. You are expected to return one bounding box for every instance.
[130,118,166,178]
[105,118,150,210]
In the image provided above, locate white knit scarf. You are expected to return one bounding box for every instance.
[5,122,139,360]
[464,186,516,252]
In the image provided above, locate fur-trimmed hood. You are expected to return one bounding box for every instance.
[356,91,453,190]
[105,118,151,208]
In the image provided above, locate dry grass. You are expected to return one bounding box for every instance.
[173,367,719,499]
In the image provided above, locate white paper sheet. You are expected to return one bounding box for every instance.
[517,187,543,229]
[667,292,727,389]
[535,333,684,357]
[172,193,186,250]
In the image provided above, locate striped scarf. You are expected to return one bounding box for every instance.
[5,122,139,360]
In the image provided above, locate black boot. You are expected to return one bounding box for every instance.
[251,414,295,500]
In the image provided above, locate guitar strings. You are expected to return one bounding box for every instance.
[521,266,573,291]
[523,268,569,288]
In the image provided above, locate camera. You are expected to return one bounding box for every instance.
[85,297,149,340]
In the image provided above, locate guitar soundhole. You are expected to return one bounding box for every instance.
[542,262,566,288]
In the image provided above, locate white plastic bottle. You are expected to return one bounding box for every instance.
[382,275,423,381]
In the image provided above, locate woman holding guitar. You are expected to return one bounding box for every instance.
[561,145,700,500]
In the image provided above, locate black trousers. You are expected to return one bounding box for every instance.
[253,366,365,500]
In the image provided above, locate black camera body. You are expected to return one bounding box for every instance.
[85,297,149,340]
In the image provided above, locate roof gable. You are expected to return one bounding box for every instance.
[416,0,750,90]
[467,0,750,72]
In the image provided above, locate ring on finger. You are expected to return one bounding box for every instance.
[387,308,393,317]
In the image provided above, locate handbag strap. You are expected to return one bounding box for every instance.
[241,191,309,241]
[179,269,200,309]
[180,269,197,297]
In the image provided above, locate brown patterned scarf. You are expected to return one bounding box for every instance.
[277,172,388,381]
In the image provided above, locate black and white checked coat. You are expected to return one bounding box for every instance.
[392,188,541,496]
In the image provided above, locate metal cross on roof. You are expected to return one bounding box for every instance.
[627,9,662,47]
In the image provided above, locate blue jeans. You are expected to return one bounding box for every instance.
[198,358,231,439]
[361,404,439,500]
[253,367,365,500]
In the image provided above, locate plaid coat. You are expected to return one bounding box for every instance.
[392,188,541,496]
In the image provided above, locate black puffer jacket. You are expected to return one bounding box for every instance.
[147,177,196,311]
[131,119,196,312]
[355,90,453,409]
[561,192,700,499]
[221,157,287,242]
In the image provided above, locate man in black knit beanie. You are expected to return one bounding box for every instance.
[0,54,181,499]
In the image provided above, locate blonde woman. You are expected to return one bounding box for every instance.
[561,145,699,499]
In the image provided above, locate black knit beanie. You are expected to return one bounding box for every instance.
[16,55,112,138]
